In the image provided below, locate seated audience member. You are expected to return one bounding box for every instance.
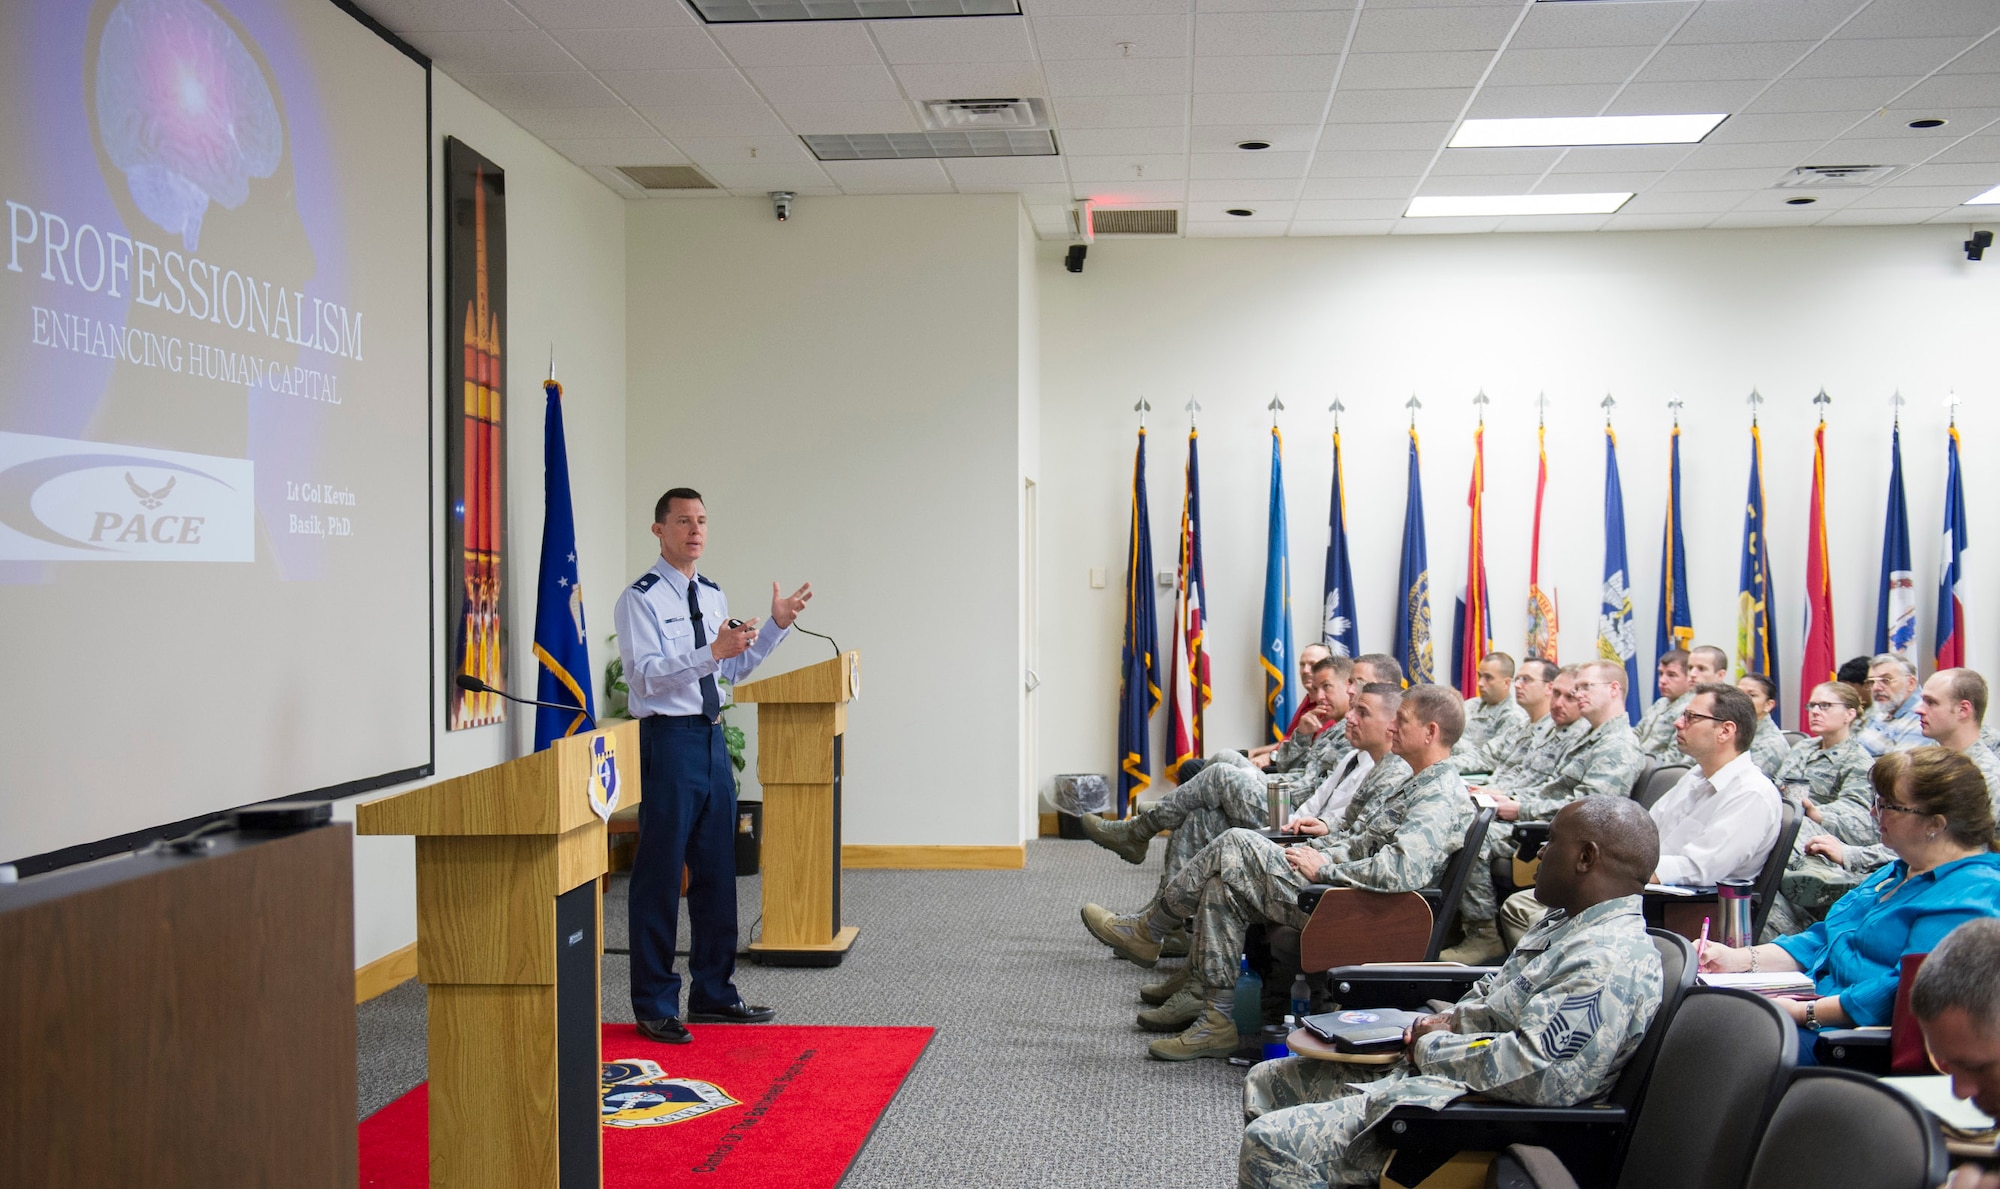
[1633,649,1694,762]
[1455,658,1582,786]
[1766,680,1880,936]
[1239,798,1666,1189]
[1858,653,1927,756]
[1081,685,1470,1061]
[1686,644,1730,686]
[1251,644,1335,769]
[1454,652,1528,759]
[1500,683,1780,947]
[1910,918,2000,1189]
[1837,656,1874,685]
[1259,657,1361,808]
[1701,748,2000,1054]
[1735,673,1791,779]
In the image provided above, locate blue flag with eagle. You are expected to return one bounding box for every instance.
[1260,425,1296,741]
[533,379,596,751]
[1395,427,1434,684]
[1322,425,1359,658]
[1599,427,1640,723]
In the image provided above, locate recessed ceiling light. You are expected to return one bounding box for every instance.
[1225,208,1255,217]
[1908,118,1947,129]
[1966,184,2000,205]
[1786,197,1817,205]
[1405,193,1632,218]
[1236,140,1272,151]
[1450,114,1727,148]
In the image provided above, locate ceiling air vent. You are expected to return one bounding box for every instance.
[801,130,1056,160]
[1092,209,1178,236]
[1774,164,1903,188]
[922,98,1046,131]
[617,165,720,190]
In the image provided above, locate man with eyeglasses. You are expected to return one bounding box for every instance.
[1633,648,1695,762]
[1857,653,1927,756]
[1500,682,1779,947]
[1453,651,1529,760]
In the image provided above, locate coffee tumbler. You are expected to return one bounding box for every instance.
[1718,878,1756,947]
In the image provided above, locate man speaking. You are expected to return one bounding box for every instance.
[615,487,812,1044]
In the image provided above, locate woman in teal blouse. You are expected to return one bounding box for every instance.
[1700,747,2000,1039]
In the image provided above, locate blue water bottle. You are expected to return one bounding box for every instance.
[1232,956,1263,1038]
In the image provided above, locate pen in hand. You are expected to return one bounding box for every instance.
[1698,916,1710,969]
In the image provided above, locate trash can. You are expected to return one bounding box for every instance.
[735,800,762,876]
[1050,774,1113,839]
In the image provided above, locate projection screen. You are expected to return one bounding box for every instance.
[0,0,431,868]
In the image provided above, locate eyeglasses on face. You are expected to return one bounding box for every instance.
[1570,681,1609,694]
[1871,795,1927,818]
[1805,701,1847,712]
[1678,710,1728,726]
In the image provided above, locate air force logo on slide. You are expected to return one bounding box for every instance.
[601,1059,736,1128]
[0,430,253,561]
[588,733,621,823]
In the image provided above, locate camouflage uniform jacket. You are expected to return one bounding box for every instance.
[1515,716,1647,822]
[1483,716,1590,796]
[1777,735,1877,846]
[1455,697,1529,760]
[1310,753,1413,851]
[1847,741,2000,873]
[1634,692,1693,762]
[1268,722,1355,807]
[1856,693,1925,757]
[1750,717,1790,780]
[1309,759,1472,893]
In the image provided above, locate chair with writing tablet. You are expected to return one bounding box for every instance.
[1641,802,1800,943]
[1290,807,1497,973]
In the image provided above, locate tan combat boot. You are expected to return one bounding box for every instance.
[1136,984,1203,1032]
[1147,1006,1239,1061]
[1438,918,1505,965]
[1158,926,1191,958]
[1080,903,1162,967]
[1138,963,1190,1006]
[1079,812,1153,865]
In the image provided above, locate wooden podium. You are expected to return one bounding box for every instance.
[735,650,860,966]
[356,718,640,1189]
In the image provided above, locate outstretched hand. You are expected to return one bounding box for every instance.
[771,581,812,628]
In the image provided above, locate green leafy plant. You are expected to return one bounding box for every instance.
[604,633,747,773]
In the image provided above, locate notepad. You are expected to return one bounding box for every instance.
[1645,883,1697,896]
[1696,971,1816,994]
[1302,1008,1424,1053]
[1886,1074,1999,1138]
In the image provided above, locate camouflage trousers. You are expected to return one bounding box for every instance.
[1457,830,1503,925]
[1766,840,1864,940]
[1143,752,1270,894]
[1241,1055,1403,1188]
[1159,828,1310,992]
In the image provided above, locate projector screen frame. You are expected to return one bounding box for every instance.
[4,0,437,878]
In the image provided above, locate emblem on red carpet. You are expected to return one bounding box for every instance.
[600,1059,737,1128]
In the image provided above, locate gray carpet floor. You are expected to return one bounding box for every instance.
[357,837,1247,1186]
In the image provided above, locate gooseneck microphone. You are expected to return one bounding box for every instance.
[454,673,597,730]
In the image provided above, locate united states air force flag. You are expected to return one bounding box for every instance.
[532,379,596,751]
[1599,427,1639,724]
[1260,425,1296,741]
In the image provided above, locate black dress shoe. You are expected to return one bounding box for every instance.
[635,1017,691,1044]
[687,1001,777,1024]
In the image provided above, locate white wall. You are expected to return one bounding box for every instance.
[338,70,628,968]
[1036,223,2000,796]
[623,194,1033,848]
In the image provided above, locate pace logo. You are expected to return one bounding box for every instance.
[601,1059,736,1129]
[0,430,253,562]
[587,733,621,823]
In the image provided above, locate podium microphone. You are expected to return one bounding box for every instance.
[454,674,596,730]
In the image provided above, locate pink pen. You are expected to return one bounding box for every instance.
[1698,917,1710,967]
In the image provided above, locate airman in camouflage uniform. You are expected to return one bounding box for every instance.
[1837,735,2000,877]
[1448,713,1587,946]
[1241,798,1664,1189]
[1516,715,1647,819]
[1766,733,1878,937]
[1748,717,1790,780]
[1634,691,1693,762]
[1453,652,1529,761]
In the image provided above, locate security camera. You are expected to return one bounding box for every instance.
[770,191,794,222]
[1064,244,1087,274]
[1967,229,1992,261]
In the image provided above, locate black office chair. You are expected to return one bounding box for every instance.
[1641,802,1801,943]
[1781,730,1808,749]
[1384,985,1794,1189]
[1510,762,1673,888]
[1632,764,1687,811]
[1295,807,1496,963]
[1740,1068,1947,1189]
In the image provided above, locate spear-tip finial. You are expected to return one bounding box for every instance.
[1747,387,1765,426]
[1667,394,1685,426]
[1186,396,1201,427]
[547,345,556,383]
[1812,387,1832,421]
[1328,396,1345,433]
[1946,389,1961,426]
[1600,392,1616,426]
[1472,388,1491,425]
[1891,388,1905,426]
[1268,394,1285,429]
[1405,392,1421,428]
[1134,397,1151,428]
[1536,389,1549,426]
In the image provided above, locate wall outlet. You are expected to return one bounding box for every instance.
[1089,567,1106,588]
[1157,571,1175,589]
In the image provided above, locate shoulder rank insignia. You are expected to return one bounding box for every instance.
[695,574,721,590]
[631,573,662,592]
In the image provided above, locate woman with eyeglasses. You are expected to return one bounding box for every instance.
[1700,748,2000,1055]
[1765,682,1880,936]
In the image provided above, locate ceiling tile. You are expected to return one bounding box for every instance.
[711,23,884,67]
[674,135,817,166]
[1940,35,2000,73]
[742,65,907,103]
[1426,146,1562,175]
[1028,0,1191,16]
[1192,91,1329,124]
[1485,45,1656,89]
[1389,215,1503,234]
[1508,1,1692,50]
[1045,57,1192,96]
[1789,36,1983,79]
[1032,14,1192,59]
[1600,213,1711,232]
[1318,120,1450,150]
[821,159,956,192]
[417,30,575,74]
[1494,213,1614,233]
[1809,136,1953,165]
[1336,51,1494,90]
[1818,207,1950,224]
[1727,186,1864,211]
[870,16,1035,63]
[514,106,660,139]
[1618,189,1738,213]
[1065,153,1189,181]
[1194,11,1355,57]
[542,137,691,166]
[640,103,792,136]
[1076,179,1188,202]
[774,100,922,133]
[1671,0,1856,46]
[457,71,621,108]
[1464,83,1622,119]
[1546,145,1694,173]
[1417,172,1546,195]
[1930,134,2000,163]
[1308,148,1434,176]
[1194,55,1342,93]
[1677,140,1821,170]
[602,68,761,106]
[1849,184,1990,207]
[1185,221,1287,236]
[1893,74,2000,111]
[1637,41,1815,83]
[1195,0,1357,13]
[1651,166,1791,192]
[1295,197,1407,219]
[1850,107,2000,137]
[1350,7,1521,54]
[1187,177,1307,199]
[1708,211,1820,227]
[1189,150,1311,178]
[352,0,536,33]
[1189,200,1296,219]
[1061,125,1191,154]
[1298,175,1414,199]
[1190,124,1322,152]
[892,62,1051,97]
[701,161,834,189]
[1832,0,2000,40]
[1053,94,1191,126]
[1897,161,2000,187]
[1027,204,1071,235]
[1535,171,1665,193]
[1604,79,1768,115]
[1703,110,1873,144]
[944,156,1072,185]
[1747,76,1923,115]
[1288,218,1399,235]
[992,182,1076,198]
[1328,87,1471,124]
[552,27,731,70]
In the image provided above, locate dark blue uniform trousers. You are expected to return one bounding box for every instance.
[630,714,740,1020]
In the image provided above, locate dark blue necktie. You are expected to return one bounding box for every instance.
[686,578,722,722]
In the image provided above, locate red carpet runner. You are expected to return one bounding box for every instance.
[359,1024,933,1188]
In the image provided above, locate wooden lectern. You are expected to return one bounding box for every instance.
[356,718,640,1189]
[735,650,860,966]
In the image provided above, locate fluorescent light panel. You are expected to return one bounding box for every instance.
[691,0,1017,21]
[1405,193,1633,218]
[1451,114,1727,148]
[1965,183,2000,205]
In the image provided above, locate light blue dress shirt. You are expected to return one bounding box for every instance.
[613,558,789,719]
[1856,692,1925,757]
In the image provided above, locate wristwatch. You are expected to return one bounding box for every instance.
[1804,1000,1821,1031]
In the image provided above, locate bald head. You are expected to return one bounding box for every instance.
[1535,796,1661,913]
[1566,797,1660,884]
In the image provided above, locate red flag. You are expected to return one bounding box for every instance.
[1166,426,1211,764]
[1799,420,1837,730]
[1454,424,1491,697]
